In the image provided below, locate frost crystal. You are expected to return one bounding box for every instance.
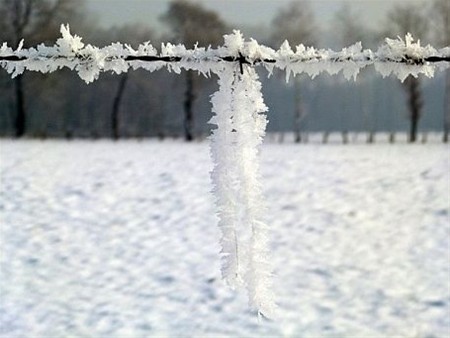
[374,33,441,82]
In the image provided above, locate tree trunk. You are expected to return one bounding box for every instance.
[112,73,128,140]
[404,76,422,143]
[444,69,450,143]
[294,78,303,143]
[14,74,26,138]
[184,71,196,142]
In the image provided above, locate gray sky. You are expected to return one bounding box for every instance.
[86,0,427,38]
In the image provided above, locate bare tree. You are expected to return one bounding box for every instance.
[383,4,430,143]
[270,1,316,143]
[111,73,128,140]
[334,3,375,143]
[94,25,158,140]
[430,0,450,142]
[0,0,85,138]
[334,3,372,47]
[161,0,227,141]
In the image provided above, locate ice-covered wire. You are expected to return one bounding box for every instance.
[0,25,448,83]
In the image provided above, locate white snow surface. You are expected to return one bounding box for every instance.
[1,140,449,337]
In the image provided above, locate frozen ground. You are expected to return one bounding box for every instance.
[1,140,449,337]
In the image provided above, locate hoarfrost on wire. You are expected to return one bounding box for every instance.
[1,24,448,318]
[1,25,448,83]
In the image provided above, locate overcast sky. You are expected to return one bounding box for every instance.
[86,0,427,32]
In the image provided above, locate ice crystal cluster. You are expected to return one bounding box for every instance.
[1,25,448,318]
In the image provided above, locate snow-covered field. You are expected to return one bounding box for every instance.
[1,140,449,337]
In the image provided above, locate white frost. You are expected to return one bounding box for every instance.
[210,63,276,318]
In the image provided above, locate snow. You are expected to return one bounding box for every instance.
[1,140,449,337]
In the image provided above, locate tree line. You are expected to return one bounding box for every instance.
[0,0,448,142]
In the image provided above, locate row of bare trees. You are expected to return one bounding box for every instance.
[0,0,229,141]
[0,0,87,138]
[0,0,448,142]
[269,0,448,143]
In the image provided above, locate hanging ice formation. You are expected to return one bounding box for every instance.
[210,67,276,318]
[209,35,276,318]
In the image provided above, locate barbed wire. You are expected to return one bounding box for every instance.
[1,26,449,82]
[1,53,448,64]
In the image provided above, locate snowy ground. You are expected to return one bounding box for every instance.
[1,140,449,337]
